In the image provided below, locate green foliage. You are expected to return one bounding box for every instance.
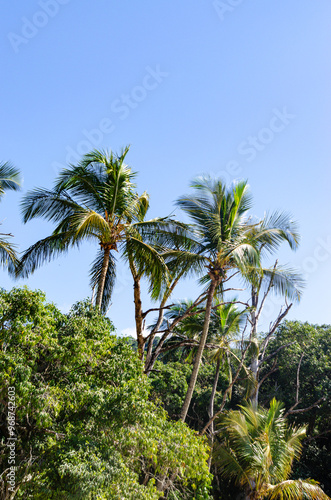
[259,321,331,494]
[214,399,329,499]
[0,288,212,499]
[149,361,233,430]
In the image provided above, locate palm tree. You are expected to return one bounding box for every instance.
[174,177,300,422]
[0,161,21,272]
[242,212,304,407]
[214,398,329,499]
[19,148,168,315]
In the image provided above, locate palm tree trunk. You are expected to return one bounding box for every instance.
[180,280,216,422]
[95,246,110,311]
[133,275,145,359]
[249,287,259,408]
[208,357,221,436]
[207,357,221,470]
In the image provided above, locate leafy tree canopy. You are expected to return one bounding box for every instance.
[0,287,212,499]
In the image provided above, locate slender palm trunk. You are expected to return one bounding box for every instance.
[180,280,217,422]
[250,288,259,409]
[208,357,221,435]
[207,357,221,470]
[133,275,145,359]
[95,246,110,311]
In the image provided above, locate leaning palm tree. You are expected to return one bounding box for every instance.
[214,398,330,499]
[0,161,21,272]
[173,177,300,422]
[19,148,168,313]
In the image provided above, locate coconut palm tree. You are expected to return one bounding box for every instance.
[214,398,329,499]
[0,161,21,272]
[241,212,304,407]
[173,177,300,422]
[19,148,170,314]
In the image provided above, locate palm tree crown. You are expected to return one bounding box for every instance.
[215,398,330,499]
[19,148,163,312]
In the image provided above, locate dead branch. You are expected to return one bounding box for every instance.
[259,342,295,366]
[284,397,325,418]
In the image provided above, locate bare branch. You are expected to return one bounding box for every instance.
[259,342,296,366]
[257,359,279,389]
[142,303,175,319]
[256,260,278,321]
[260,303,292,357]
[284,352,325,417]
[284,397,325,418]
[305,429,331,443]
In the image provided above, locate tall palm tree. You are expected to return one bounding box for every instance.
[0,161,21,272]
[173,177,300,422]
[242,212,304,407]
[214,399,329,499]
[19,148,167,313]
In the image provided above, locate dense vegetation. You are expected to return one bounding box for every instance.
[0,151,329,499]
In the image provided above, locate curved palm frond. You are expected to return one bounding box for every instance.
[68,209,112,243]
[261,265,304,302]
[21,189,78,224]
[123,235,170,300]
[266,479,330,500]
[258,211,300,253]
[16,232,75,278]
[0,161,21,196]
[0,237,19,274]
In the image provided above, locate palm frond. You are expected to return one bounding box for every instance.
[68,210,111,242]
[123,236,169,300]
[0,237,19,274]
[261,265,304,302]
[20,189,79,224]
[255,211,300,253]
[17,232,74,278]
[0,161,21,196]
[266,479,330,500]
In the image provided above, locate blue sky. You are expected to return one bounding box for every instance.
[1,1,331,335]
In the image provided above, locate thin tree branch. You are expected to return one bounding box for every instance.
[142,303,175,320]
[305,429,331,443]
[257,360,279,390]
[284,398,325,418]
[259,342,295,365]
[256,260,278,321]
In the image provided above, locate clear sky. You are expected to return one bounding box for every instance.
[1,1,331,335]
